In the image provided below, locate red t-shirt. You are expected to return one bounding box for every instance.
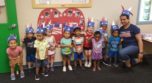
[84,33,93,48]
[7,46,23,59]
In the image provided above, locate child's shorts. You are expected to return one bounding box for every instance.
[26,54,35,62]
[108,51,119,57]
[35,59,48,68]
[74,52,83,60]
[62,53,72,59]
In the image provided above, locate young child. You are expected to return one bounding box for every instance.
[45,24,56,71]
[99,17,109,66]
[7,35,25,80]
[72,27,84,69]
[34,28,49,80]
[23,26,36,72]
[84,18,94,68]
[92,31,103,71]
[60,26,73,72]
[108,22,121,67]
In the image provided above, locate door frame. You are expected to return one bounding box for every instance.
[0,0,19,73]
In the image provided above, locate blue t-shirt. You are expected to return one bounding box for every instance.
[108,36,120,51]
[119,24,140,48]
[60,38,72,55]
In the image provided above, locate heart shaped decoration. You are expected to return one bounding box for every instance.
[37,8,85,44]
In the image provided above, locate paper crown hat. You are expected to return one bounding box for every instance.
[87,18,95,27]
[121,5,133,16]
[111,21,119,31]
[100,17,108,27]
[25,25,34,33]
[36,27,45,34]
[64,25,72,33]
[7,34,17,42]
[46,24,53,30]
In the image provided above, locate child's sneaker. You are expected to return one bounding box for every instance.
[68,65,73,71]
[88,62,92,68]
[63,66,66,72]
[44,73,48,77]
[35,75,40,80]
[97,66,101,71]
[51,67,54,72]
[84,61,88,67]
[20,72,25,78]
[93,67,96,72]
[113,64,119,67]
[10,74,16,80]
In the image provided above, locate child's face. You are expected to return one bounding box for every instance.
[9,40,17,49]
[87,28,93,33]
[46,30,52,36]
[36,33,44,41]
[75,30,81,36]
[27,33,33,38]
[64,31,70,38]
[113,31,119,37]
[102,26,107,30]
[95,34,101,41]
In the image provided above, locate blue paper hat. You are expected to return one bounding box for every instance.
[121,6,133,16]
[36,27,45,34]
[7,34,17,42]
[25,26,34,34]
[87,18,95,27]
[64,25,71,33]
[100,17,108,27]
[111,21,119,31]
[46,24,53,30]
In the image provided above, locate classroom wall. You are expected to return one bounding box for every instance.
[15,0,152,64]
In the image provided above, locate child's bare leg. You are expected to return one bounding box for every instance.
[93,60,96,71]
[10,62,15,75]
[50,55,54,68]
[63,57,66,67]
[97,60,101,70]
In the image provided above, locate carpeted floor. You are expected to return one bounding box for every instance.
[0,54,152,83]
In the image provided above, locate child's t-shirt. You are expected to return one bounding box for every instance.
[108,36,121,52]
[92,38,103,53]
[96,28,108,48]
[7,46,23,59]
[83,33,93,48]
[23,37,36,55]
[34,39,49,60]
[72,36,84,52]
[60,38,72,55]
[45,36,56,55]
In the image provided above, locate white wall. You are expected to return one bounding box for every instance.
[16,0,152,64]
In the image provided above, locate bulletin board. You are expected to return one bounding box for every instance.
[32,0,92,8]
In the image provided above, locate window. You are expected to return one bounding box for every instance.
[137,0,152,24]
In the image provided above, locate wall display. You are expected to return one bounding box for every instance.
[32,0,92,8]
[37,8,85,44]
[137,0,152,24]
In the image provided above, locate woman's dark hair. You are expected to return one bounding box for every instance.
[120,14,130,19]
[94,31,101,37]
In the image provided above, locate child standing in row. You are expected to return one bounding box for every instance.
[84,18,94,68]
[7,35,25,80]
[108,22,121,67]
[34,28,49,80]
[99,18,109,66]
[23,26,36,72]
[92,31,103,71]
[72,27,84,69]
[45,24,56,71]
[60,26,73,72]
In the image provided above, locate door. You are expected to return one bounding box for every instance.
[0,0,19,73]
